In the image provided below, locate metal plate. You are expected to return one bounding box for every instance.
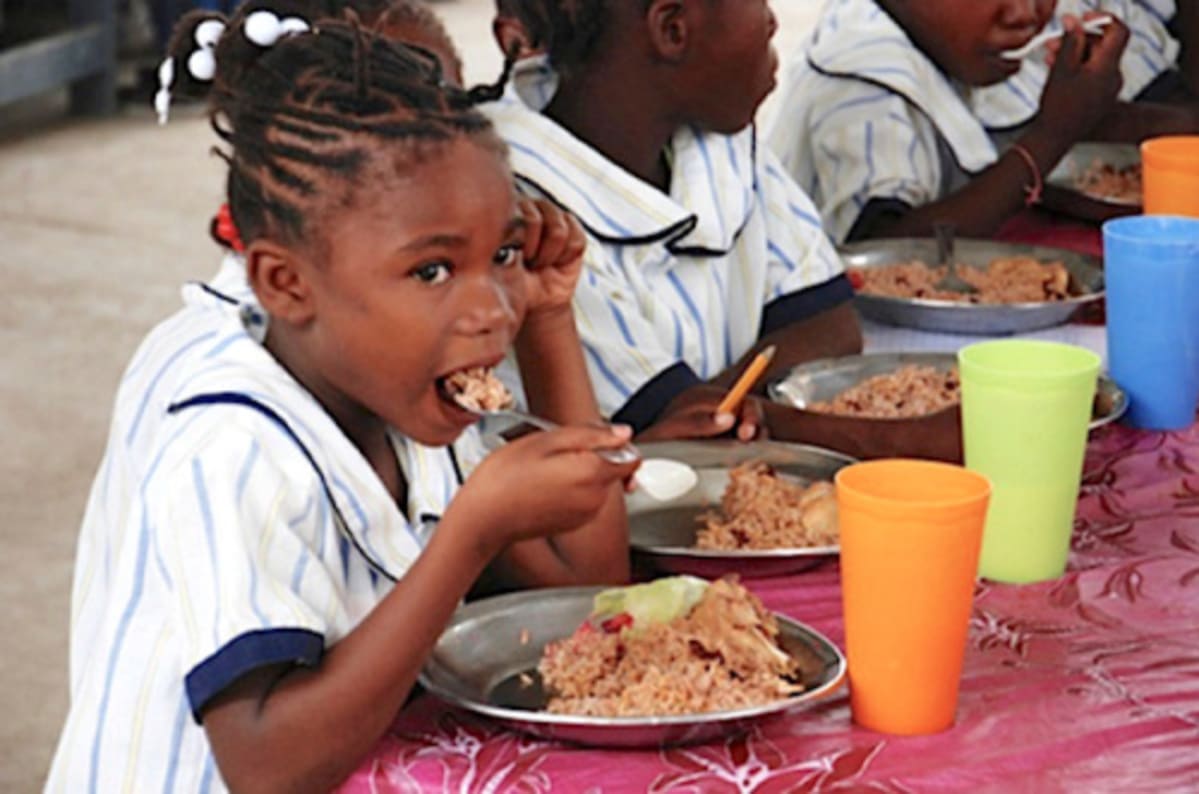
[767,352,1128,431]
[1046,142,1142,208]
[841,238,1105,335]
[420,586,847,747]
[626,441,855,579]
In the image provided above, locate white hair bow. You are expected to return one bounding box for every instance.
[243,10,311,48]
[154,18,227,125]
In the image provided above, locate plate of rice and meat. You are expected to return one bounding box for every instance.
[420,577,846,747]
[1046,142,1143,212]
[626,441,855,579]
[769,352,1128,431]
[841,238,1104,335]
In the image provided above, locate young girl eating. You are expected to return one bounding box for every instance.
[766,0,1130,243]
[47,5,638,792]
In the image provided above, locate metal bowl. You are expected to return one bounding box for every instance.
[1046,142,1141,208]
[420,586,847,747]
[626,441,854,579]
[768,352,1128,431]
[841,238,1104,335]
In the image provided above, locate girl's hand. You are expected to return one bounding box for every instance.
[1039,14,1128,143]
[456,424,639,550]
[637,386,768,443]
[518,197,587,316]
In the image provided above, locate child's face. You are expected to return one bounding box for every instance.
[679,0,779,133]
[301,139,526,447]
[896,0,1045,86]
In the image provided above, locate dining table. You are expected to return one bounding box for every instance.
[338,416,1199,793]
[338,216,1198,793]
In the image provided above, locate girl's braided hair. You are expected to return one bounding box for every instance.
[166,0,499,250]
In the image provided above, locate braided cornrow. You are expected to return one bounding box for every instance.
[495,0,633,74]
[479,0,654,102]
[166,0,499,251]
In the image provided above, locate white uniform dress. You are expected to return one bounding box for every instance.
[47,271,480,793]
[972,0,1181,129]
[764,0,1003,244]
[483,73,849,430]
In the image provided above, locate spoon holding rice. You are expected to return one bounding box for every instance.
[445,368,698,501]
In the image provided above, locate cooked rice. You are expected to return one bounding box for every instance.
[809,365,960,419]
[1076,160,1142,204]
[851,256,1071,304]
[695,462,838,550]
[445,367,512,412]
[539,578,804,717]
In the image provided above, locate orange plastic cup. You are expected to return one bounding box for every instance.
[1143,136,1199,217]
[836,460,991,735]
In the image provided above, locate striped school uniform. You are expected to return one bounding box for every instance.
[66,255,263,697]
[764,0,1000,244]
[972,0,1181,129]
[483,80,851,430]
[47,298,478,793]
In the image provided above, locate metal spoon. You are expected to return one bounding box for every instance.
[932,223,978,295]
[473,408,699,501]
[1001,14,1113,61]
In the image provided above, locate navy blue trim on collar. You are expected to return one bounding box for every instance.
[612,362,703,434]
[447,445,465,486]
[167,391,400,584]
[191,282,240,306]
[187,628,323,721]
[512,128,761,257]
[760,274,855,339]
[513,173,700,248]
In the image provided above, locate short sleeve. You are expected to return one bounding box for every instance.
[148,410,343,719]
[809,94,942,243]
[757,148,854,336]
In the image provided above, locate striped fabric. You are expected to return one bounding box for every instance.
[972,0,1181,128]
[764,0,999,243]
[484,72,849,428]
[47,274,479,793]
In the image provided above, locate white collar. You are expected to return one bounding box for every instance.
[485,87,758,253]
[808,0,998,172]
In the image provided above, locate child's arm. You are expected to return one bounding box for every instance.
[198,424,636,793]
[856,21,1127,240]
[483,198,633,589]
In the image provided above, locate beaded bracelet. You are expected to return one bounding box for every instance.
[1009,143,1043,207]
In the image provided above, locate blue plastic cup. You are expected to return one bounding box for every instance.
[1103,216,1199,430]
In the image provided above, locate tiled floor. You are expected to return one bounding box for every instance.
[0,1,821,789]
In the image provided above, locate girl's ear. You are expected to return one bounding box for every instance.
[645,0,689,61]
[494,16,537,60]
[245,239,315,327]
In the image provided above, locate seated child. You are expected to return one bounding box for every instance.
[972,0,1199,138]
[480,0,880,453]
[47,6,637,792]
[766,0,1129,243]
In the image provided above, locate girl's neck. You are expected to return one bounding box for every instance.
[264,332,406,505]
[546,70,677,192]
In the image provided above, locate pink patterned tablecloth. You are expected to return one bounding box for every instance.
[341,423,1199,793]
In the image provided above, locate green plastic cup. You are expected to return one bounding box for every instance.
[958,341,1100,583]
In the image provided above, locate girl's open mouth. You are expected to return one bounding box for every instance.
[436,366,514,414]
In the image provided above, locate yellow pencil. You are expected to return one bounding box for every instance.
[716,345,776,415]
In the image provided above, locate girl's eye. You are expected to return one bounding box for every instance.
[493,244,522,269]
[412,261,452,285]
